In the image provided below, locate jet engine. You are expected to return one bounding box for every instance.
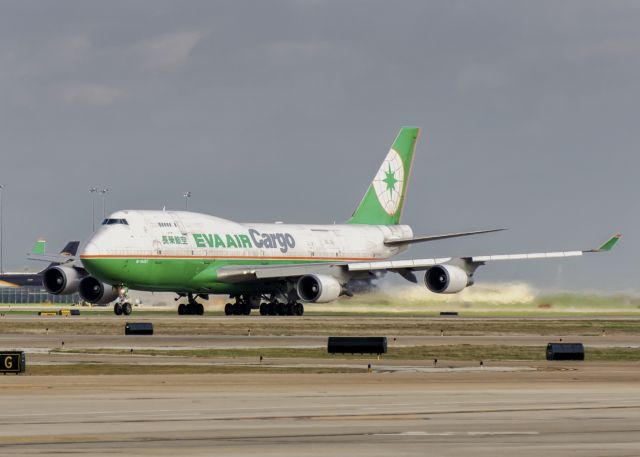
[296,274,342,303]
[42,266,83,295]
[425,265,472,294]
[78,276,119,304]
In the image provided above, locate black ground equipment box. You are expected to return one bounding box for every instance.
[327,336,387,355]
[546,343,584,361]
[125,322,154,335]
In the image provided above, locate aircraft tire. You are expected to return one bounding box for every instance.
[197,303,204,315]
[114,303,123,316]
[224,303,233,316]
[259,303,267,315]
[268,303,277,316]
[178,303,186,315]
[122,302,132,315]
[275,303,285,316]
[295,303,304,316]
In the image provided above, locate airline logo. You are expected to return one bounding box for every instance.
[372,148,404,215]
[192,229,296,253]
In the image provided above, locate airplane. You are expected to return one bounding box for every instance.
[0,240,79,288]
[32,127,620,316]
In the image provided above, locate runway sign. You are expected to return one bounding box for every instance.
[125,322,154,335]
[327,337,387,355]
[0,351,25,374]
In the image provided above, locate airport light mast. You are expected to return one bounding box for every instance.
[183,191,192,210]
[89,187,98,232]
[100,188,110,219]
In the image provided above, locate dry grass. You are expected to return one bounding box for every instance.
[2,317,640,336]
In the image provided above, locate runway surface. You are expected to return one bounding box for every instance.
[0,315,638,456]
[0,370,639,456]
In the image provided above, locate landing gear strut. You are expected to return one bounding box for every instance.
[113,289,132,316]
[177,293,205,316]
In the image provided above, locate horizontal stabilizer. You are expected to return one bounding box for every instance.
[384,228,505,246]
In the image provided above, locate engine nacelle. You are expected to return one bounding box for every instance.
[79,276,119,304]
[425,265,471,294]
[296,274,342,303]
[42,266,83,295]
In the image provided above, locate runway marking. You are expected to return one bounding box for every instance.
[374,431,540,436]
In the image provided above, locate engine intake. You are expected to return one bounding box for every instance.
[425,265,471,294]
[42,266,82,295]
[79,276,119,304]
[296,274,342,303]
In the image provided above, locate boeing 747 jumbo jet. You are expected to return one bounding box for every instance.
[35,127,620,316]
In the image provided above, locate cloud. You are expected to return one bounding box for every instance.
[58,83,123,106]
[135,30,206,70]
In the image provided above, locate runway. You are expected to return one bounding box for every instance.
[0,315,638,455]
[0,371,639,456]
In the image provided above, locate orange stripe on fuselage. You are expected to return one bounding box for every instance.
[80,254,379,261]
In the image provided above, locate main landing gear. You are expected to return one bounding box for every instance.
[222,294,304,317]
[177,293,205,315]
[259,301,304,316]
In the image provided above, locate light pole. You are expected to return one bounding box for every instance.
[89,187,98,231]
[0,184,4,274]
[183,191,192,210]
[100,188,110,219]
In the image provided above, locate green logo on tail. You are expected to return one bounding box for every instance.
[348,127,419,225]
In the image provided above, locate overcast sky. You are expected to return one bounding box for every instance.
[0,1,637,292]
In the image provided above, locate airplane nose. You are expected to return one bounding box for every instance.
[82,240,101,256]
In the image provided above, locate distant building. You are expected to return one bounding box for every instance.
[0,283,80,304]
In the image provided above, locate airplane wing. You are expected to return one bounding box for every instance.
[27,240,80,265]
[383,228,505,246]
[214,234,621,284]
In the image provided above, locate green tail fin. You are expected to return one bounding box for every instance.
[347,127,420,225]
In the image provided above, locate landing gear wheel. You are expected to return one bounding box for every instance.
[114,303,123,316]
[268,303,277,316]
[285,303,293,316]
[196,303,204,315]
[122,302,132,315]
[295,303,304,316]
[275,303,284,316]
[259,303,267,316]
[178,303,186,315]
[224,303,233,316]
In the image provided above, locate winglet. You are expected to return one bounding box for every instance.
[588,234,622,253]
[31,239,46,255]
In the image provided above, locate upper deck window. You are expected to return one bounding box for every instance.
[102,218,129,225]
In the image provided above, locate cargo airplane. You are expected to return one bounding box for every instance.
[34,127,620,316]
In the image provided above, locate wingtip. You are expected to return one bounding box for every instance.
[592,233,622,252]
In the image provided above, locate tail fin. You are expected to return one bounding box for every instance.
[59,241,80,256]
[347,127,420,225]
[31,239,46,256]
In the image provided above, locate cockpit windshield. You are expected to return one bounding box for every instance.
[102,218,129,225]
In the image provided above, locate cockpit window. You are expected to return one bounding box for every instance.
[101,218,129,225]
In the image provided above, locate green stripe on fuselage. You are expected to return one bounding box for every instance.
[81,257,333,294]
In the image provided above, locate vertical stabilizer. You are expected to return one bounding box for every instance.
[347,127,419,225]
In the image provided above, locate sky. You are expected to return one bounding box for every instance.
[0,1,637,292]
